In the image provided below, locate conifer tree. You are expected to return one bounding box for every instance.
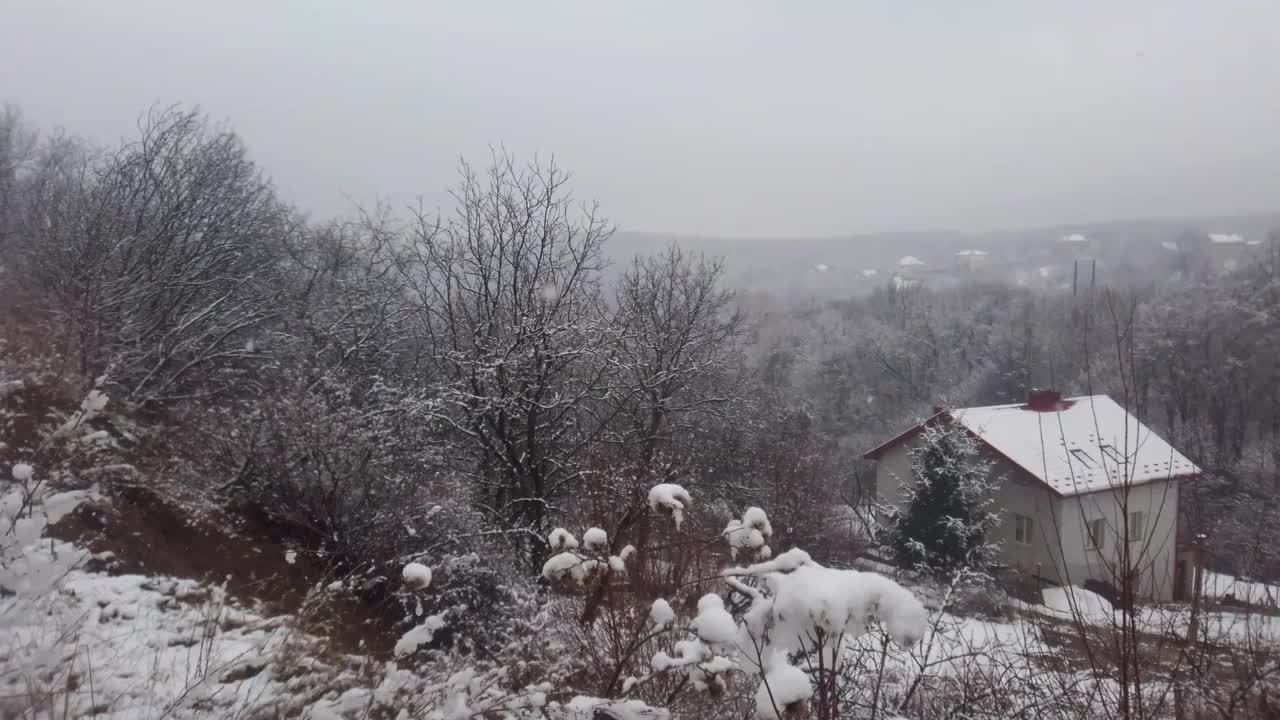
[887,420,1001,579]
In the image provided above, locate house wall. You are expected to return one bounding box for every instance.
[873,442,1062,583]
[872,443,911,510]
[991,461,1063,583]
[1057,480,1181,602]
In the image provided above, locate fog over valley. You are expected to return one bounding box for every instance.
[3,4,1280,719]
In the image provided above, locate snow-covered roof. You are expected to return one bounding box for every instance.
[955,249,989,257]
[866,395,1200,496]
[1209,233,1245,245]
[861,269,879,277]
[898,256,925,266]
[1160,241,1179,252]
[1061,233,1089,243]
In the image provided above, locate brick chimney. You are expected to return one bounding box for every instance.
[1025,389,1062,411]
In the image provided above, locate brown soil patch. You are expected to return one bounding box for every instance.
[2,374,403,661]
[47,483,400,658]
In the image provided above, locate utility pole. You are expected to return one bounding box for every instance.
[1186,535,1208,645]
[1072,258,1096,297]
[1176,535,1209,720]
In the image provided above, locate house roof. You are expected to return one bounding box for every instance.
[864,395,1200,497]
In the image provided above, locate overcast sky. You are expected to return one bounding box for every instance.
[4,1,1280,237]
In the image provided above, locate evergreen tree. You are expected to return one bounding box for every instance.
[887,420,1001,579]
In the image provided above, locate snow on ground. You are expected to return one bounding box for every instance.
[1136,605,1280,644]
[1040,586,1114,623]
[1023,582,1280,645]
[1202,570,1280,607]
[7,469,1277,719]
[0,483,357,719]
[2,564,311,718]
[850,609,1051,681]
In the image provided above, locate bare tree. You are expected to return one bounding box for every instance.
[610,245,743,470]
[400,151,617,563]
[0,104,38,244]
[12,106,293,403]
[283,210,419,379]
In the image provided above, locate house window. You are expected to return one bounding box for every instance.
[1129,511,1146,542]
[1014,514,1034,545]
[1099,444,1125,465]
[1086,519,1106,550]
[1069,448,1095,468]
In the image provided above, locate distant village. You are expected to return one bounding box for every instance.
[855,230,1277,293]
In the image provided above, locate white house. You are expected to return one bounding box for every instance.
[864,391,1201,602]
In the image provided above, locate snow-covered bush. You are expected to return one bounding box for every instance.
[547,485,928,720]
[395,552,529,661]
[210,372,446,579]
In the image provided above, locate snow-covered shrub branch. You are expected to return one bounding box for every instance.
[597,485,926,718]
[541,525,636,589]
[386,482,927,719]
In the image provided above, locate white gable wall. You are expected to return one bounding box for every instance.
[992,461,1063,583]
[872,442,910,510]
[1058,480,1181,601]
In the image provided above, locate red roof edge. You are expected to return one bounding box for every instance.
[862,411,948,460]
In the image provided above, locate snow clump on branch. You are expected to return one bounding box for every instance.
[582,527,608,551]
[542,527,632,586]
[548,527,579,551]
[649,598,675,629]
[755,661,813,718]
[690,594,737,647]
[11,463,33,482]
[723,506,773,560]
[647,483,692,529]
[402,562,432,590]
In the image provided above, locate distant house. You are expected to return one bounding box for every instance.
[864,391,1200,602]
[1205,232,1265,273]
[892,255,927,288]
[897,255,926,271]
[1207,233,1248,272]
[1053,233,1099,271]
[954,249,989,273]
